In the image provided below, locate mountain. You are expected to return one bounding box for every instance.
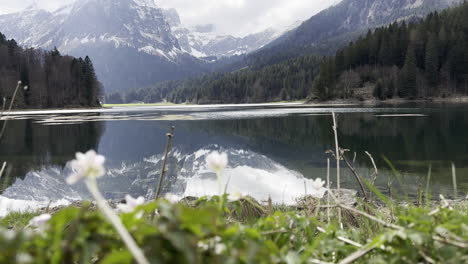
[113,0,468,105]
[312,1,468,100]
[0,0,207,92]
[270,0,463,49]
[0,1,289,92]
[162,8,297,59]
[231,0,463,71]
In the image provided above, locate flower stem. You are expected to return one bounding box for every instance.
[86,180,150,264]
[216,171,224,196]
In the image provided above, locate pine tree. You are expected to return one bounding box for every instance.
[425,33,440,88]
[399,44,418,98]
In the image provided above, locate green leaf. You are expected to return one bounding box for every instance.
[100,250,133,264]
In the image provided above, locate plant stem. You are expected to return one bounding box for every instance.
[365,151,378,185]
[327,158,330,223]
[0,162,6,179]
[328,191,403,230]
[338,245,376,264]
[340,151,368,201]
[332,112,342,227]
[86,180,150,264]
[217,171,224,196]
[451,162,458,200]
[0,82,21,141]
[155,126,175,200]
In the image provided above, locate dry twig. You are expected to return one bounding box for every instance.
[155,126,175,200]
[340,150,368,201]
[0,81,22,141]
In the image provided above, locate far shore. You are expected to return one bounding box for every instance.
[3,96,468,116]
[306,95,468,106]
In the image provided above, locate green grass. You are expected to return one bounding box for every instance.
[0,211,40,230]
[103,102,180,108]
[103,100,306,108]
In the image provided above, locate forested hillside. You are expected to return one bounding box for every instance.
[313,2,468,100]
[108,55,321,104]
[221,0,462,76]
[0,33,102,109]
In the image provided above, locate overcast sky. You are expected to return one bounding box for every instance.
[0,0,339,36]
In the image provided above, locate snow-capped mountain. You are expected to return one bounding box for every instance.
[0,1,290,91]
[270,0,463,49]
[0,0,206,91]
[0,0,185,61]
[162,8,298,58]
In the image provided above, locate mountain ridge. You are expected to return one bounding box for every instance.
[0,0,286,92]
[229,0,463,72]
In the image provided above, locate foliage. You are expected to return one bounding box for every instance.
[314,2,468,99]
[1,195,468,263]
[0,34,102,109]
[107,55,321,104]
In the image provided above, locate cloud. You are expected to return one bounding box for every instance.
[0,0,74,13]
[0,0,338,37]
[156,0,337,36]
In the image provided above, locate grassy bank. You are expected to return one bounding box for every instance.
[103,102,179,108]
[103,100,307,108]
[1,192,467,263]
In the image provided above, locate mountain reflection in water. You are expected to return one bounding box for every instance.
[1,104,467,211]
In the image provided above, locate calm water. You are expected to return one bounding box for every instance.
[0,103,467,206]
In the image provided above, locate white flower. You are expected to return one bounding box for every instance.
[67,150,106,185]
[206,152,228,173]
[228,192,242,202]
[2,229,16,240]
[197,241,209,251]
[28,214,51,231]
[23,86,29,91]
[309,178,327,199]
[117,195,145,213]
[16,253,32,264]
[215,243,226,254]
[164,193,181,203]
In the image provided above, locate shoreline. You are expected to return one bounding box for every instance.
[306,96,468,106]
[2,96,468,116]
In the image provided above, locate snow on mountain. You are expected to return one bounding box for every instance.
[269,0,463,49]
[0,0,210,91]
[162,8,300,58]
[0,0,186,62]
[0,0,293,91]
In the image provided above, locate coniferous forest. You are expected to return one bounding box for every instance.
[107,55,321,104]
[0,33,102,109]
[314,2,468,100]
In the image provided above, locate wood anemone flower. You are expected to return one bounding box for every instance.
[28,214,52,232]
[309,178,327,199]
[66,150,150,264]
[206,151,229,195]
[206,151,228,173]
[117,195,145,213]
[67,150,106,185]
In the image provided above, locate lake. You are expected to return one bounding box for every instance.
[0,103,467,212]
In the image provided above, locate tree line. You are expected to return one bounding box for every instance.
[106,55,321,104]
[0,33,102,109]
[314,1,468,100]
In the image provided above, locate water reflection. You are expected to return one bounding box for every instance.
[0,119,105,194]
[0,105,467,208]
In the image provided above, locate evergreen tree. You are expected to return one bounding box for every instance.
[425,33,440,88]
[399,44,418,98]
